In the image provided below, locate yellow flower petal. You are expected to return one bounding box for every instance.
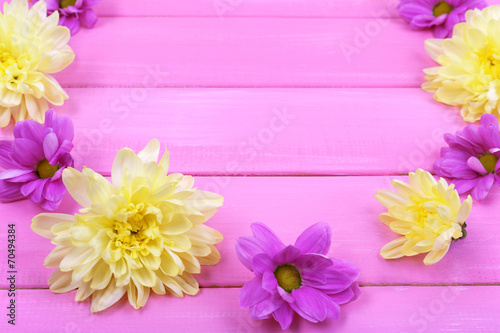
[376,169,472,265]
[0,0,74,127]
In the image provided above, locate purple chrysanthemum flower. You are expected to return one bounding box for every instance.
[398,0,487,38]
[236,222,360,330]
[434,113,500,201]
[32,0,101,35]
[0,109,74,210]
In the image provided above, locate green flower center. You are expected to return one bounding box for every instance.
[60,0,77,8]
[479,153,498,173]
[433,2,454,17]
[274,264,301,293]
[36,159,59,179]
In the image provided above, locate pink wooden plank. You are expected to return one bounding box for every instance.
[0,88,465,176]
[49,17,434,87]
[1,287,498,332]
[1,176,499,288]
[94,0,500,18]
[93,0,401,18]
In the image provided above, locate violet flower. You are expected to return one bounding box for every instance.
[398,0,487,38]
[236,222,360,330]
[434,113,500,200]
[0,109,74,210]
[33,0,101,35]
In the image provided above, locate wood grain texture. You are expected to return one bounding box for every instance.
[0,88,466,176]
[2,176,499,289]
[1,286,498,332]
[93,0,401,18]
[93,0,500,18]
[49,17,435,88]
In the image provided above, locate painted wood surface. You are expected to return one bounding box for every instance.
[1,0,499,331]
[1,176,499,289]
[1,287,498,332]
[50,17,436,88]
[93,0,500,18]
[94,0,403,18]
[0,88,466,176]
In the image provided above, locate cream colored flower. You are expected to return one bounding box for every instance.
[0,0,74,127]
[422,5,500,123]
[375,169,472,265]
[31,139,224,312]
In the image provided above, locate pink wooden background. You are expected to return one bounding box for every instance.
[1,0,500,331]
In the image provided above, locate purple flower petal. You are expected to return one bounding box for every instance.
[273,245,301,266]
[349,283,361,303]
[467,156,487,175]
[290,286,340,322]
[42,0,61,11]
[82,0,101,9]
[301,270,327,285]
[43,178,66,203]
[43,132,59,162]
[11,139,44,168]
[49,141,74,166]
[307,269,353,294]
[23,178,49,204]
[249,296,283,320]
[0,169,38,183]
[251,223,285,256]
[330,257,360,281]
[47,111,74,143]
[399,2,433,23]
[40,198,62,211]
[471,173,494,200]
[236,236,265,271]
[261,270,278,295]
[251,253,275,278]
[0,141,16,169]
[454,178,480,194]
[272,303,294,330]
[294,253,333,272]
[294,222,331,255]
[13,119,44,142]
[59,15,81,35]
[237,222,360,327]
[79,9,98,29]
[327,285,356,305]
[278,286,294,303]
[0,180,24,202]
[239,277,270,308]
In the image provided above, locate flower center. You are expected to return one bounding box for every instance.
[274,264,302,293]
[110,203,161,260]
[36,159,60,179]
[60,0,77,8]
[479,153,498,173]
[433,2,454,17]
[0,50,16,75]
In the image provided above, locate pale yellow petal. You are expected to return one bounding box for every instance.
[31,213,74,239]
[380,237,406,259]
[91,281,127,313]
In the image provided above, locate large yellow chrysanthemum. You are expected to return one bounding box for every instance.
[31,139,224,312]
[0,0,74,127]
[423,5,500,123]
[375,169,472,265]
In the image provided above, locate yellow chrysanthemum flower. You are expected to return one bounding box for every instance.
[0,0,74,127]
[31,139,224,312]
[422,5,500,123]
[375,169,472,265]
